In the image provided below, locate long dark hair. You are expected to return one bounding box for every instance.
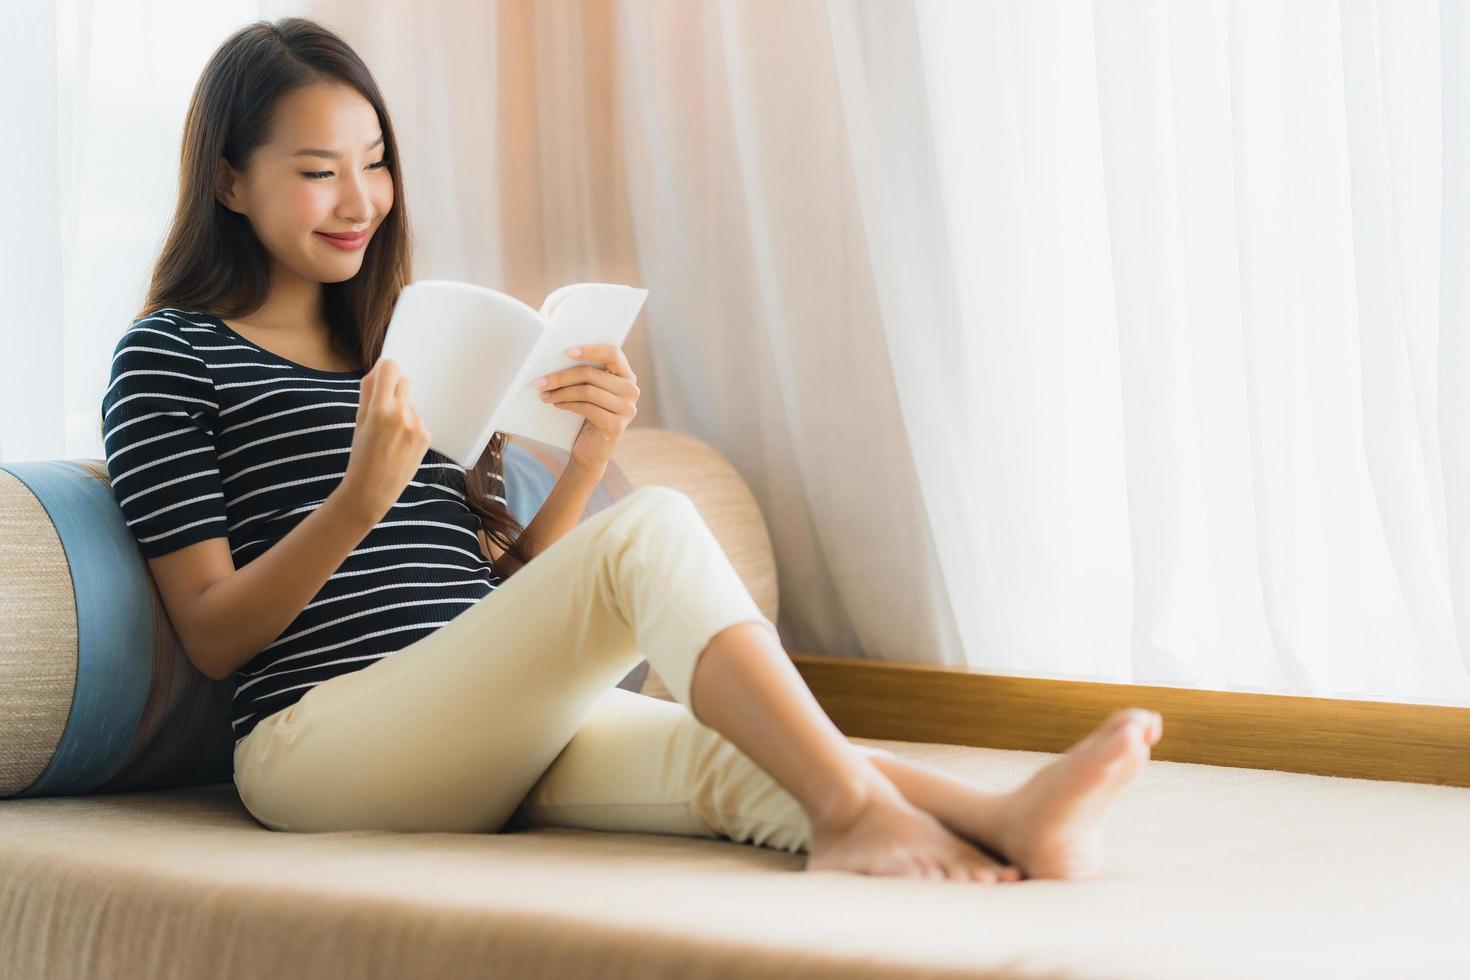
[131,16,526,563]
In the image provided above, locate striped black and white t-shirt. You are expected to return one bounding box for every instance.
[100,307,504,746]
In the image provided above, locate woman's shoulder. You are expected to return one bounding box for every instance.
[120,308,228,354]
[108,309,216,394]
[130,306,218,330]
[124,307,189,337]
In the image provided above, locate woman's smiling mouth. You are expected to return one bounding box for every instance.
[315,229,369,250]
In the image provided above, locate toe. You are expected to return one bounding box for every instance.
[1121,708,1154,730]
[1119,719,1149,758]
[1099,720,1140,765]
[970,865,997,884]
[1095,710,1141,746]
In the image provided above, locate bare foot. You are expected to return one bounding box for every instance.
[996,708,1162,881]
[806,780,1023,884]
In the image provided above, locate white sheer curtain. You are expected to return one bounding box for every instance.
[613,0,1470,706]
[832,0,1470,706]
[8,0,1468,707]
[1,0,298,462]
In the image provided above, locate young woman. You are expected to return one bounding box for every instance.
[100,17,1162,885]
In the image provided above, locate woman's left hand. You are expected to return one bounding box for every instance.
[536,343,639,475]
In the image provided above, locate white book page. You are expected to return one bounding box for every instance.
[490,283,650,451]
[378,280,544,468]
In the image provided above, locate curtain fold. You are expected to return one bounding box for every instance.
[611,0,962,663]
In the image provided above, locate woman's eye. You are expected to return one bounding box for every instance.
[302,160,390,180]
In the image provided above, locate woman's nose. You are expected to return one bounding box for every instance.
[337,171,374,222]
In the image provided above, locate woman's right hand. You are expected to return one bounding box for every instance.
[338,357,433,526]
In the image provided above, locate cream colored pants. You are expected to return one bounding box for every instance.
[232,484,892,853]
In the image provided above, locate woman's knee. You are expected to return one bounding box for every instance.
[627,483,695,509]
[607,484,700,531]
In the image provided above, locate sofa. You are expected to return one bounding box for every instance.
[2,427,1467,979]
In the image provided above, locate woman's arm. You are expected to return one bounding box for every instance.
[170,487,380,680]
[483,459,606,579]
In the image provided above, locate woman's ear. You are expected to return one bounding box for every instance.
[215,159,244,214]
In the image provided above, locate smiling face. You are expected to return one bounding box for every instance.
[215,81,394,285]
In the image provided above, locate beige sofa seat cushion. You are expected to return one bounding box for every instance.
[2,736,1465,979]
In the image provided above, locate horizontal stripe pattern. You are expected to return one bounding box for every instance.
[101,308,504,745]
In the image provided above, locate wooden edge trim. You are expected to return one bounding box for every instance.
[789,653,1470,788]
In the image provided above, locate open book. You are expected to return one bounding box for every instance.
[378,279,649,466]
